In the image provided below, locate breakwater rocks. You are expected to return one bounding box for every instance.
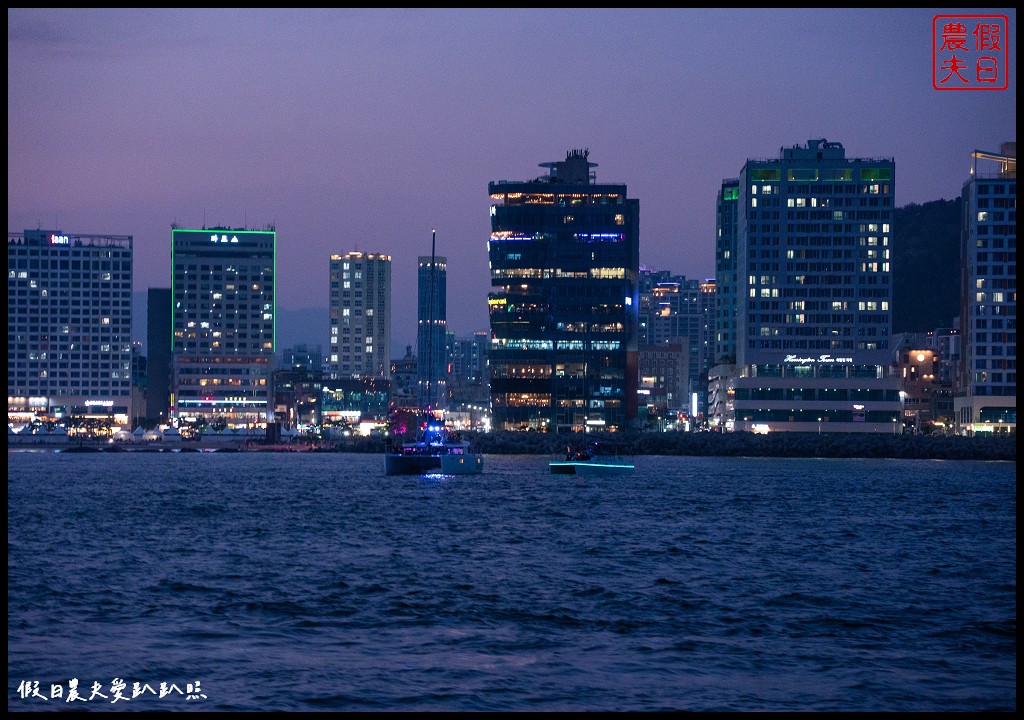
[323,431,1015,462]
[471,431,1016,461]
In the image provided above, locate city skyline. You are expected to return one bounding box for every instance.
[7,8,1017,350]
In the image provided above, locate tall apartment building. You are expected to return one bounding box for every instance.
[8,229,134,425]
[954,142,1016,434]
[712,139,902,432]
[170,226,276,426]
[487,149,640,432]
[417,247,447,409]
[327,252,391,380]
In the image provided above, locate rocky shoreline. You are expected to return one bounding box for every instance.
[10,430,1015,461]
[313,430,1016,462]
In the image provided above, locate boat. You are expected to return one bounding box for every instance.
[384,413,483,476]
[549,439,634,475]
[383,230,483,476]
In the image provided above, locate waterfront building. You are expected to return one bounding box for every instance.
[638,269,716,419]
[638,341,688,428]
[272,366,323,429]
[417,251,447,409]
[954,143,1016,435]
[321,376,390,429]
[327,252,391,380]
[170,226,276,427]
[487,149,640,432]
[713,139,901,433]
[446,330,491,426]
[8,229,134,428]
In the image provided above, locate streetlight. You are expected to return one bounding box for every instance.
[892,417,897,435]
[817,417,822,434]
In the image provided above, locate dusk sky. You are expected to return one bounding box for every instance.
[8,8,1017,352]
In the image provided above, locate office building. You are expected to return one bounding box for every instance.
[327,252,391,380]
[954,143,1016,434]
[487,149,640,432]
[170,226,276,426]
[713,139,902,432]
[8,229,134,427]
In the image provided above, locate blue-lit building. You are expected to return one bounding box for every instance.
[416,250,447,409]
[487,149,640,432]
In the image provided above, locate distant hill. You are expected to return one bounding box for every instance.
[893,198,961,333]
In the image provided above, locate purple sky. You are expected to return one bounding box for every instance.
[8,8,1017,351]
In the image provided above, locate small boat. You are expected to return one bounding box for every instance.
[550,440,634,475]
[384,416,483,476]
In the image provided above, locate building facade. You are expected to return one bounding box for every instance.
[487,149,640,432]
[327,252,391,380]
[170,227,276,426]
[638,269,716,419]
[8,229,134,427]
[714,139,902,433]
[954,143,1016,434]
[145,287,172,423]
[417,248,447,409]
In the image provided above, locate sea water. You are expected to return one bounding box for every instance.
[7,452,1016,711]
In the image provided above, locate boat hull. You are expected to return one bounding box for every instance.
[385,453,442,475]
[549,460,635,475]
[440,453,483,475]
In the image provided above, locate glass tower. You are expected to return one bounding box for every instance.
[417,249,447,409]
[487,149,640,432]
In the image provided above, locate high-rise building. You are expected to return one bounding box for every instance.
[712,139,901,432]
[170,226,276,426]
[8,229,134,426]
[146,287,172,423]
[487,149,640,432]
[715,178,740,366]
[954,142,1016,435]
[327,252,391,380]
[417,249,447,409]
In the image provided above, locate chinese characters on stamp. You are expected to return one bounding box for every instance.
[933,15,1009,90]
